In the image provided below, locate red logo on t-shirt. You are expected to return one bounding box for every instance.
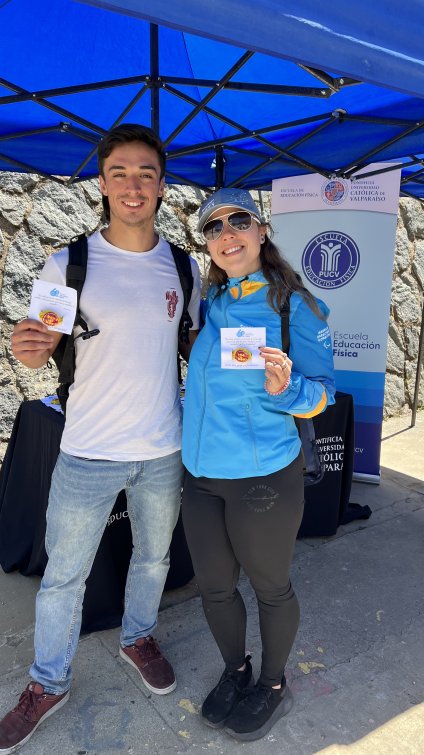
[166,289,179,319]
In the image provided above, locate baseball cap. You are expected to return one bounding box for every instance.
[197,188,263,232]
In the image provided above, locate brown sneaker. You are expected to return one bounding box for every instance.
[119,636,176,695]
[0,682,69,754]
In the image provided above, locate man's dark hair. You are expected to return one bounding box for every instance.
[97,123,166,221]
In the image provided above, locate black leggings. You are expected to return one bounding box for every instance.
[182,453,304,687]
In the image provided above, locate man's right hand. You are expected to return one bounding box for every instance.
[11,319,63,369]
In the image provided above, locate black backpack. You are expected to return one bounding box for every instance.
[51,234,193,412]
[280,297,324,486]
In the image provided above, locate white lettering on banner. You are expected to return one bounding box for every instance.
[107,510,129,526]
[315,435,344,473]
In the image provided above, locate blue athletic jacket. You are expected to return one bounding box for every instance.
[182,271,335,479]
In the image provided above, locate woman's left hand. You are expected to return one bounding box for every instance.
[259,346,292,394]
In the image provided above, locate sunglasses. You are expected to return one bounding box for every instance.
[202,210,260,241]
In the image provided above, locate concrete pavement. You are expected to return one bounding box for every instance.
[0,410,423,754]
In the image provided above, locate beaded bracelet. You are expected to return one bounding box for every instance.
[265,376,291,396]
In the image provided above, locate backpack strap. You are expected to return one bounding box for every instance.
[279,296,290,354]
[279,293,323,485]
[66,234,88,335]
[51,235,88,406]
[169,243,193,344]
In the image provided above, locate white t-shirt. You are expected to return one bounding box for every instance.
[40,231,201,461]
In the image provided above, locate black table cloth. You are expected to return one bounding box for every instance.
[298,391,366,537]
[0,400,193,632]
[0,392,364,632]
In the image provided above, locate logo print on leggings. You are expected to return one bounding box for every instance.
[243,485,279,513]
[166,289,179,319]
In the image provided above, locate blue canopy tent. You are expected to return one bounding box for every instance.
[1,0,424,198]
[0,0,423,416]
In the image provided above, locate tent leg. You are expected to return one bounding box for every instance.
[411,296,424,427]
[150,24,159,134]
[215,146,225,189]
[258,189,264,217]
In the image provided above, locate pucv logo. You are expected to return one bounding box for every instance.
[302,231,360,289]
[321,178,349,206]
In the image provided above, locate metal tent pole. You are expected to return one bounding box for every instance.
[411,295,424,427]
[258,189,264,217]
[150,24,159,134]
[215,146,225,189]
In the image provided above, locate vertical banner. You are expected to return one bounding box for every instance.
[271,163,401,481]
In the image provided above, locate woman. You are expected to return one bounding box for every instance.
[182,188,335,742]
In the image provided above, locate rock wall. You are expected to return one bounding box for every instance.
[0,174,423,460]
[386,201,424,415]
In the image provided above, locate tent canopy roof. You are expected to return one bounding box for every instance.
[82,0,424,99]
[1,0,423,197]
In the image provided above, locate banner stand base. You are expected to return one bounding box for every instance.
[353,472,380,484]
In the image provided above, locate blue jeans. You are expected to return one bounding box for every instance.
[30,450,183,694]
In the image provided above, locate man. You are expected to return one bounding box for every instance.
[0,124,200,754]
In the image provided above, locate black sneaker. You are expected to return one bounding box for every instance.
[224,676,293,741]
[201,656,254,729]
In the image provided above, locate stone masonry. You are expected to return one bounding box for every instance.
[0,174,423,461]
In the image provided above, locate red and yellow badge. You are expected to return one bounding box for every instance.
[232,347,252,363]
[39,310,63,327]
